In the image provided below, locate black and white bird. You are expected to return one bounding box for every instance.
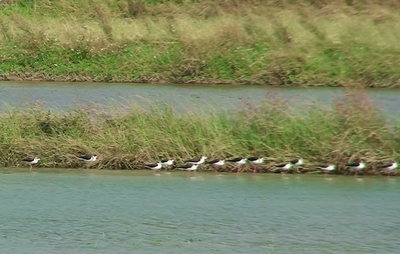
[144,162,162,171]
[247,157,265,165]
[226,157,247,165]
[206,159,225,167]
[378,162,398,176]
[175,164,199,172]
[290,158,304,173]
[345,161,366,177]
[316,164,336,175]
[161,159,174,167]
[276,162,293,177]
[290,158,304,166]
[22,157,40,170]
[184,156,207,165]
[247,157,265,173]
[226,157,247,173]
[77,154,97,162]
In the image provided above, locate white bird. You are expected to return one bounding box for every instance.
[290,158,304,173]
[378,162,398,176]
[226,157,247,164]
[290,158,304,166]
[206,159,225,172]
[22,157,40,170]
[276,162,293,177]
[184,156,207,165]
[345,161,366,177]
[161,159,174,167]
[77,154,97,162]
[247,157,265,165]
[247,157,265,173]
[144,162,162,171]
[316,164,336,175]
[175,164,199,172]
[226,157,247,174]
[206,159,225,167]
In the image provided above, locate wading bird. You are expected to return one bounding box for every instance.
[184,156,207,165]
[206,159,225,172]
[226,157,247,174]
[276,162,293,177]
[175,164,199,172]
[77,154,97,162]
[247,157,265,173]
[144,162,162,171]
[290,158,304,173]
[22,157,40,170]
[378,162,398,176]
[345,161,366,177]
[316,164,336,175]
[77,154,98,169]
[161,159,174,168]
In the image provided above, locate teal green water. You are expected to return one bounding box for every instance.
[1,170,399,253]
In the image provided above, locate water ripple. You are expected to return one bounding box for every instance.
[1,171,400,253]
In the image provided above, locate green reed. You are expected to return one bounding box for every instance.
[0,90,398,173]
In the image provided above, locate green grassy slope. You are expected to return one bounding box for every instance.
[0,0,400,86]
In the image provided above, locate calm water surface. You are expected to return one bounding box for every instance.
[1,81,400,115]
[1,170,399,253]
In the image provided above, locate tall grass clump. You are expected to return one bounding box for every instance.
[1,0,400,86]
[0,89,399,173]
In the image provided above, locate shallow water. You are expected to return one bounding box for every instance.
[1,170,399,253]
[0,81,399,115]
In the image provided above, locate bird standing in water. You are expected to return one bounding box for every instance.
[276,162,293,177]
[22,157,40,170]
[345,161,366,177]
[316,164,336,175]
[378,162,398,176]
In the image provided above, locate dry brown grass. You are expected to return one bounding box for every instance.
[1,0,399,48]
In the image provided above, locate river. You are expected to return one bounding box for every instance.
[0,81,399,116]
[1,170,399,253]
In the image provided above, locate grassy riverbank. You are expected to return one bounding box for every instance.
[1,0,400,86]
[0,89,399,174]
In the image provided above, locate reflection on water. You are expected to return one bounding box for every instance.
[0,81,400,115]
[1,170,400,253]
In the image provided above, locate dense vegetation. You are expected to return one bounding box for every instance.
[0,0,400,86]
[1,89,399,174]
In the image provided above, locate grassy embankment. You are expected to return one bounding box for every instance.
[1,0,400,86]
[0,89,399,175]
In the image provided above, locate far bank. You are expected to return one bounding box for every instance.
[0,89,399,174]
[0,1,400,87]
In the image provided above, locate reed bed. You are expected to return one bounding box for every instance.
[1,0,400,86]
[1,89,399,174]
